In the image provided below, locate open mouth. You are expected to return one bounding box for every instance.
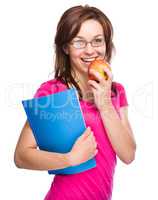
[81,57,97,65]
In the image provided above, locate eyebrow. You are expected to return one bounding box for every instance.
[75,34,104,39]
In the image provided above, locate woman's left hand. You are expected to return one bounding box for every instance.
[87,67,113,111]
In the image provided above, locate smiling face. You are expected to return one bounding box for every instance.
[65,19,106,79]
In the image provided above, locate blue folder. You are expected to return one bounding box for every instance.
[22,88,96,174]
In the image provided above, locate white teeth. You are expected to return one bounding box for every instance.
[82,58,96,62]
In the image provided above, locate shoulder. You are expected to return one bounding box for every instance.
[34,79,67,98]
[114,82,128,107]
[114,82,126,94]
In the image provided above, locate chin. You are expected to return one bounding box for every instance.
[78,67,87,73]
[79,62,89,72]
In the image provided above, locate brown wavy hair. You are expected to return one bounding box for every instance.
[54,5,117,99]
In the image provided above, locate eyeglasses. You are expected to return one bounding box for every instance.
[70,37,105,49]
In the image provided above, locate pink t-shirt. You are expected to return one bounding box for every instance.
[34,79,128,200]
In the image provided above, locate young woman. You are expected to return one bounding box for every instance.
[14,5,136,200]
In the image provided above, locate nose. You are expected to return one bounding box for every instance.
[84,43,95,55]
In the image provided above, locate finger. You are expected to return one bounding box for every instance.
[94,149,98,156]
[88,79,100,90]
[103,67,113,81]
[80,127,91,140]
[89,86,97,96]
[93,137,97,146]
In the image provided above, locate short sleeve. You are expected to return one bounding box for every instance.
[33,79,67,98]
[34,80,58,98]
[116,83,128,107]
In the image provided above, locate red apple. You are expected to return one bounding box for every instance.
[88,59,111,81]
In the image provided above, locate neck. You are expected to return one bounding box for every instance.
[72,71,94,102]
[73,71,89,90]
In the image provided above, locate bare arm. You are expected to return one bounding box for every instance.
[99,105,136,164]
[14,121,71,170]
[87,67,136,164]
[14,121,97,171]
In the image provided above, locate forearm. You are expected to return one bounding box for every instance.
[99,103,136,164]
[14,148,71,171]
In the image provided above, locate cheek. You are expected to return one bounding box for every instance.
[98,46,106,56]
[70,50,83,60]
[89,46,106,58]
[69,51,83,67]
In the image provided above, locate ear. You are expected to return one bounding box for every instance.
[63,44,69,55]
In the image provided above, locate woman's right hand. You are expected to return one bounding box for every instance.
[67,127,98,166]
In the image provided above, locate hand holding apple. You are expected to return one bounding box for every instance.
[87,59,113,110]
[88,59,111,81]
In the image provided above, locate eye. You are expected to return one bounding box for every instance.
[73,40,86,48]
[94,38,104,43]
[92,38,105,47]
[74,40,85,44]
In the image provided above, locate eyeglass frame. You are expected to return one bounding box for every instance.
[69,36,105,49]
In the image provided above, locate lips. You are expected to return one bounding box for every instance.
[81,57,97,66]
[81,57,96,62]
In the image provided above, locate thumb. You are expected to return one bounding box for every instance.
[80,127,91,140]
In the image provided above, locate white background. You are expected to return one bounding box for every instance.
[0,0,158,199]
